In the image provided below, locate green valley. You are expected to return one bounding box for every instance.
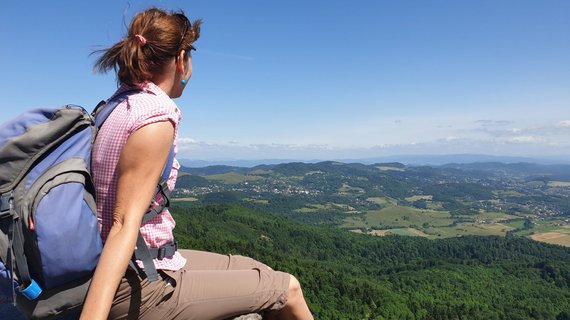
[174,161,570,247]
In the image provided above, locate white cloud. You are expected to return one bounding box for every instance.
[508,135,540,143]
[178,137,199,144]
[557,120,570,127]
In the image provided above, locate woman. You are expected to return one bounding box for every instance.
[82,7,313,320]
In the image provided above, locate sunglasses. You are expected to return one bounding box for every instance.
[175,13,196,53]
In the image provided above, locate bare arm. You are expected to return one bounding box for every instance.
[80,121,174,320]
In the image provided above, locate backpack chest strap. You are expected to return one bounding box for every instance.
[129,174,175,281]
[134,241,177,261]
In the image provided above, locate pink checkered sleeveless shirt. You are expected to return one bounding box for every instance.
[92,81,186,271]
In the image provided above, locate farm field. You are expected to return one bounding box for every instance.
[531,231,570,247]
[502,219,526,229]
[343,201,529,239]
[343,204,453,229]
[366,197,397,206]
[469,211,518,221]
[424,222,513,238]
[354,222,514,239]
[172,197,198,202]
[347,205,570,246]
[525,221,570,247]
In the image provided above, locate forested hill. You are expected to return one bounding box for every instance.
[180,161,570,178]
[172,204,570,319]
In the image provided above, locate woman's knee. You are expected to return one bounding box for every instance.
[287,274,303,301]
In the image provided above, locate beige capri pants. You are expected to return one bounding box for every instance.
[108,249,291,320]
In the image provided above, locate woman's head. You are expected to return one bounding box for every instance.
[94,8,201,89]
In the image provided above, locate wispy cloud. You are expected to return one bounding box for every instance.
[176,116,570,160]
[475,120,514,127]
[177,134,570,160]
[464,119,570,143]
[508,135,541,143]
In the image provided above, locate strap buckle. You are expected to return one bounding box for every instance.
[157,247,166,260]
[157,241,177,260]
[0,192,14,219]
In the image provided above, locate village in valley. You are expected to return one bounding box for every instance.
[172,161,570,246]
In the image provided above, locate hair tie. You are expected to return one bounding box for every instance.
[134,34,147,46]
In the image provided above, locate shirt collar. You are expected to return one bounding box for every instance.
[115,81,167,97]
[109,81,181,117]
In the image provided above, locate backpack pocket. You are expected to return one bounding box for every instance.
[26,158,102,289]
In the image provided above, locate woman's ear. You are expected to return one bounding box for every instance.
[175,50,186,74]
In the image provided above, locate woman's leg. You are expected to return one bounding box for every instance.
[179,249,271,271]
[149,250,312,320]
[160,264,290,319]
[266,275,313,320]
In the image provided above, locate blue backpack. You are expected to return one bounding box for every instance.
[0,93,175,319]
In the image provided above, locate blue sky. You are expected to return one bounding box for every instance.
[1,0,569,161]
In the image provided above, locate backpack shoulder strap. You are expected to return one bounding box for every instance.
[92,89,141,129]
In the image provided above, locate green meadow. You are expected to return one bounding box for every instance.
[343,202,523,239]
[343,205,453,229]
[425,222,512,238]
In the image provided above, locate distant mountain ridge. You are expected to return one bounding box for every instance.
[179,153,570,168]
[180,160,570,180]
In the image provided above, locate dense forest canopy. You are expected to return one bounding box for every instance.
[173,204,570,319]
